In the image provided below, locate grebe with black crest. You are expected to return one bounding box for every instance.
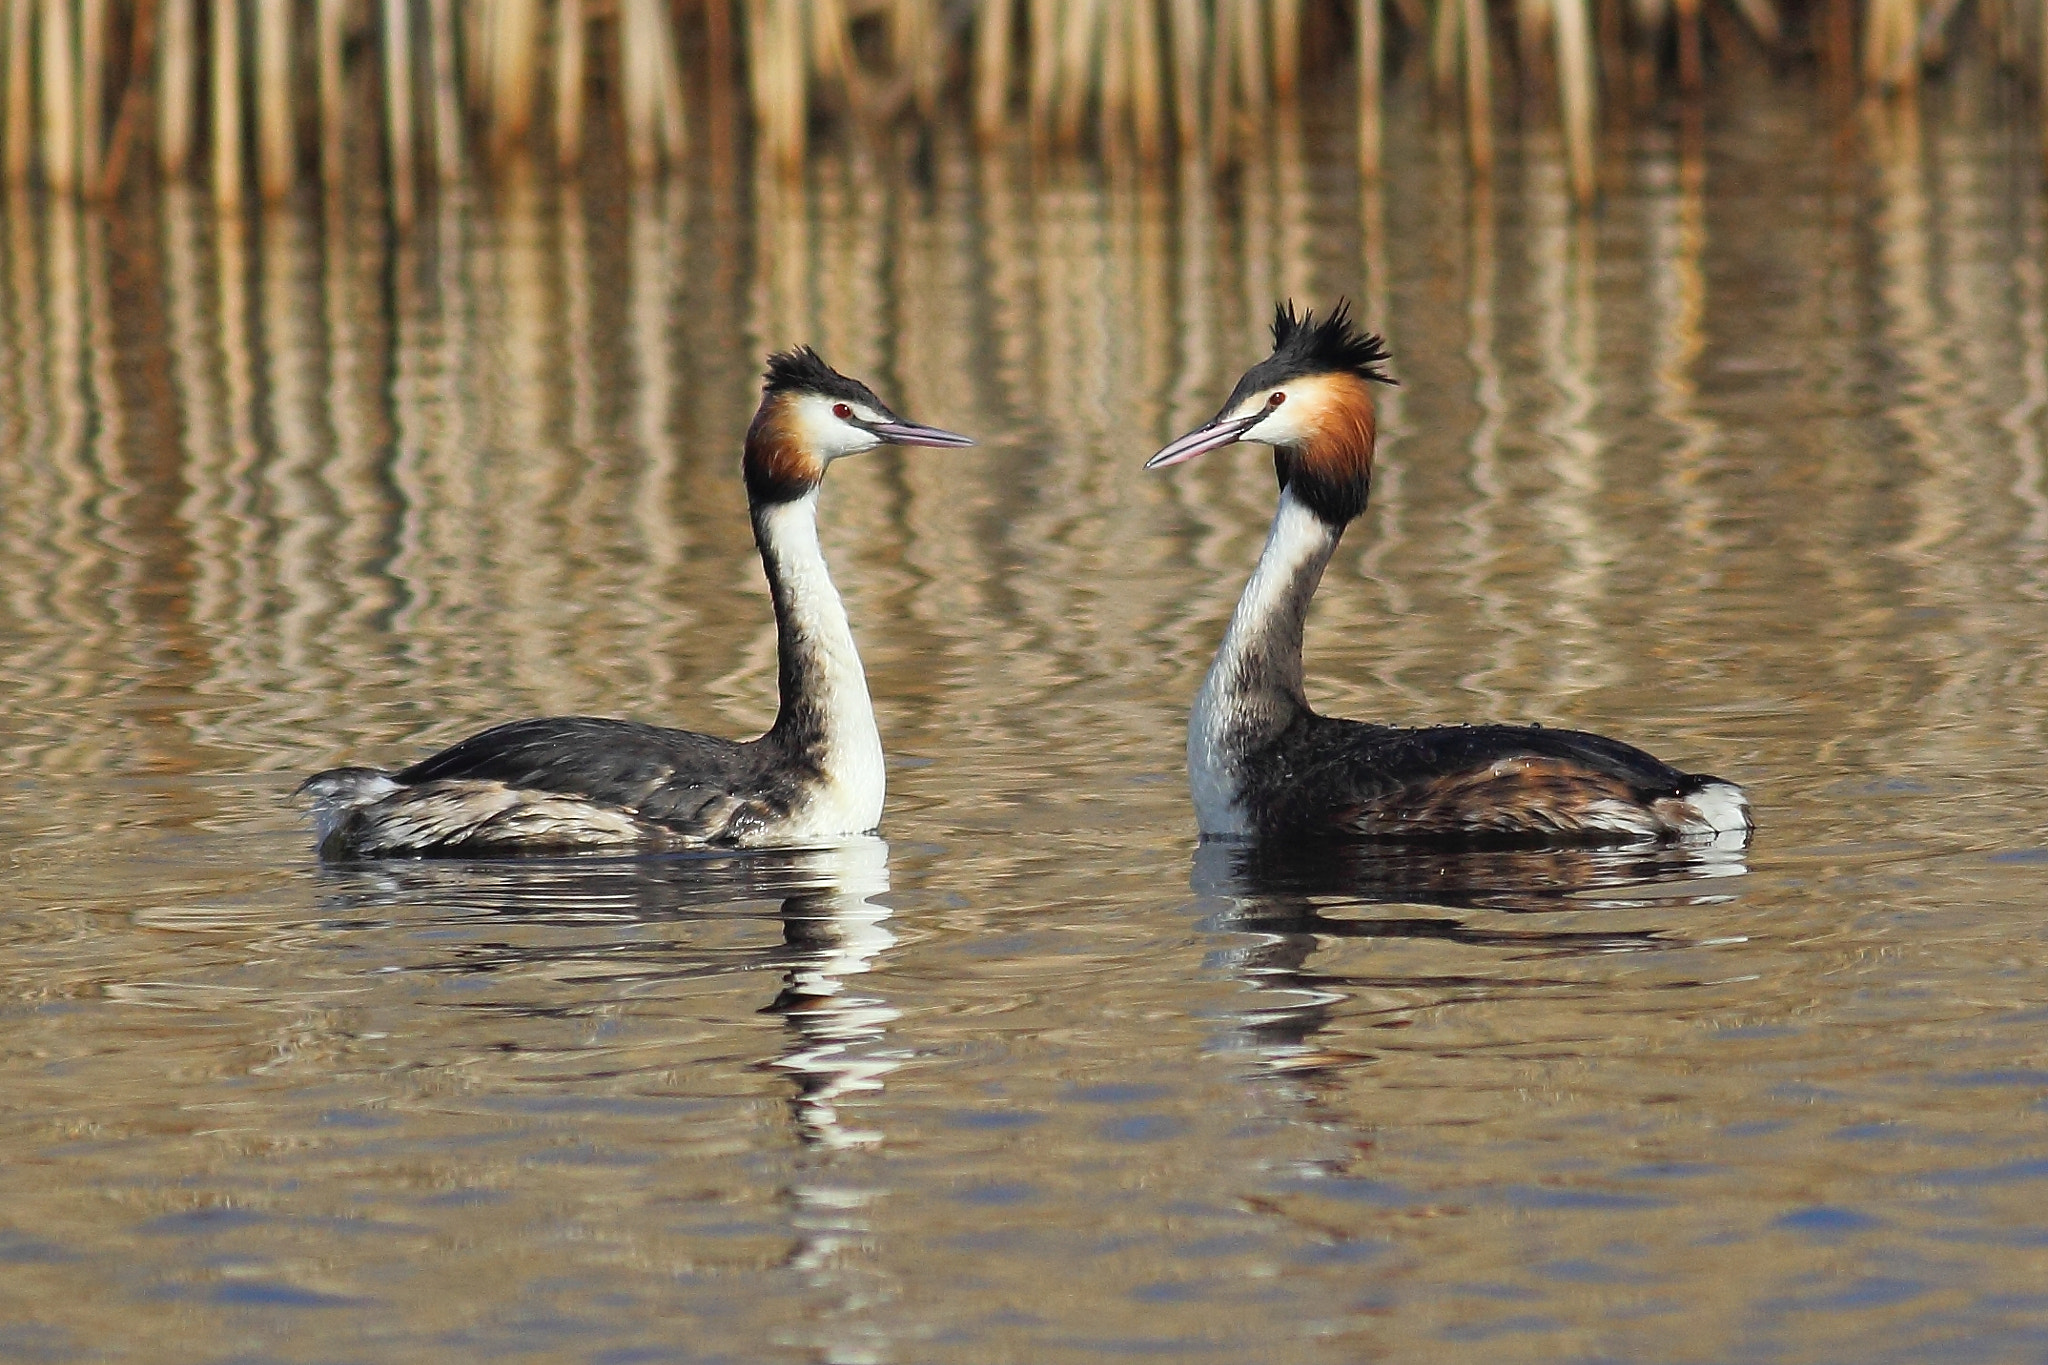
[1146,301,1751,846]
[301,348,973,859]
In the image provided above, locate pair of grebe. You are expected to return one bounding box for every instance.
[303,307,1750,858]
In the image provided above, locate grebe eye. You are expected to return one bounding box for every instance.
[1268,391,1286,406]
[833,402,854,420]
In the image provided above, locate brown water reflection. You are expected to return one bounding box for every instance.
[2,85,2048,1362]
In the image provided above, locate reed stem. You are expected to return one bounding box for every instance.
[1130,0,1165,158]
[1555,0,1596,199]
[1056,0,1101,149]
[0,0,2033,206]
[1463,0,1495,172]
[1167,0,1203,152]
[256,0,293,200]
[975,0,1015,141]
[40,0,76,193]
[1358,0,1382,178]
[1270,0,1301,98]
[317,0,342,185]
[382,0,415,225]
[488,0,538,162]
[430,0,463,179]
[554,0,585,169]
[211,0,241,206]
[80,0,105,190]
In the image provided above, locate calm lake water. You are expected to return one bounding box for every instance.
[2,77,2047,1363]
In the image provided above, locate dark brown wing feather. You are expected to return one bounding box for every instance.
[1246,716,1730,844]
[396,716,788,830]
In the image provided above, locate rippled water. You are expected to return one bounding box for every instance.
[3,82,2048,1363]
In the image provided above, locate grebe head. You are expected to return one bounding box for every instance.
[1145,301,1394,526]
[746,346,974,503]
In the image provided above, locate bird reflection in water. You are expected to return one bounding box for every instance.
[314,836,902,1148]
[1189,837,1749,1077]
[314,838,901,1355]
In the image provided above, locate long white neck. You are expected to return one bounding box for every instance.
[754,491,885,835]
[1188,486,1343,835]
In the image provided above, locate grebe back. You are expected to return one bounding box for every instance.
[301,348,973,859]
[1147,301,1751,846]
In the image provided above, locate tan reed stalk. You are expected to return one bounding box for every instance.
[1879,0,1921,86]
[1432,0,1462,100]
[465,0,489,116]
[1167,0,1203,152]
[382,0,416,225]
[1462,0,1495,171]
[429,0,463,179]
[1554,0,1596,200]
[1676,0,1702,91]
[1819,0,1853,94]
[655,7,686,164]
[1129,0,1165,158]
[1982,0,2020,66]
[773,0,806,170]
[1729,0,1782,45]
[1517,0,1553,88]
[1028,0,1059,141]
[746,0,804,174]
[1208,0,1236,158]
[1861,0,1892,82]
[623,0,660,173]
[1270,0,1301,98]
[95,0,158,197]
[1916,0,1962,63]
[1100,0,1131,143]
[317,0,344,185]
[488,0,539,161]
[743,0,772,163]
[256,0,293,199]
[974,0,1016,141]
[40,0,76,193]
[211,0,244,206]
[807,0,854,105]
[630,0,688,170]
[894,0,942,119]
[2039,0,2048,160]
[1357,0,1382,179]
[1233,0,1268,111]
[554,0,586,168]
[4,0,31,184]
[157,0,195,176]
[1056,0,1103,148]
[1628,0,1665,101]
[80,0,105,190]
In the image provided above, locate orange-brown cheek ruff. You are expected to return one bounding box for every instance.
[1291,373,1378,481]
[744,396,825,504]
[1277,373,1378,528]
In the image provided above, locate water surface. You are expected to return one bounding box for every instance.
[2,83,2047,1363]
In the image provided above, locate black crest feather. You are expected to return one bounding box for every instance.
[1266,300,1395,385]
[760,345,890,411]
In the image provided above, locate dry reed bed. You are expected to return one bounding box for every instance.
[0,0,2020,214]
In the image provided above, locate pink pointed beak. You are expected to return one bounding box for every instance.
[1144,414,1259,470]
[869,419,975,448]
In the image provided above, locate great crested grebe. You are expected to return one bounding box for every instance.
[300,347,972,859]
[1147,301,1751,846]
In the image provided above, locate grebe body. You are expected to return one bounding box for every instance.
[1151,303,1750,847]
[302,349,972,859]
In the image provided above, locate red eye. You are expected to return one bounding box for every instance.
[1268,392,1286,406]
[833,402,854,419]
